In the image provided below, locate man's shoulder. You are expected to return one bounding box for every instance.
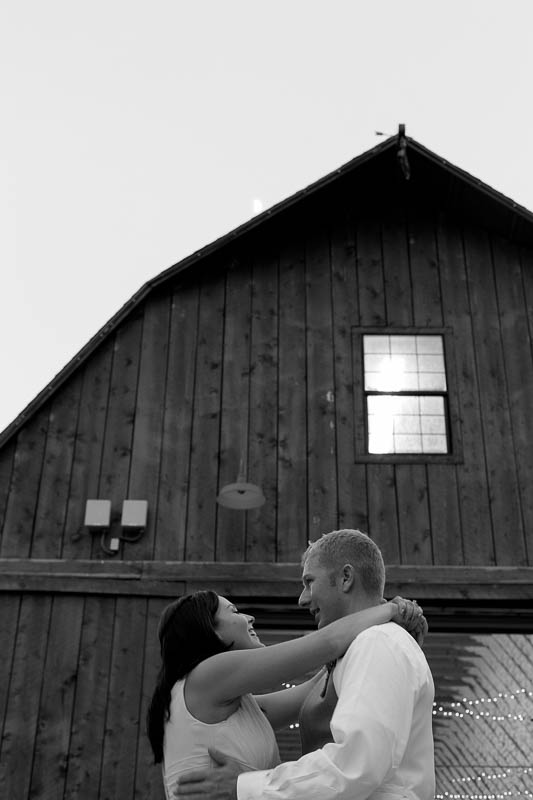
[336,623,432,687]
[338,622,396,661]
[349,621,400,643]
[342,622,424,661]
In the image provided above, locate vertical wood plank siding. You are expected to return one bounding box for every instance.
[277,234,308,560]
[464,227,526,563]
[1,408,50,557]
[330,209,367,532]
[96,313,144,560]
[215,255,251,561]
[305,222,337,541]
[29,595,84,799]
[437,218,495,563]
[185,272,225,560]
[0,593,167,800]
[0,194,532,568]
[491,237,533,562]
[128,293,171,561]
[0,594,53,798]
[64,596,115,799]
[61,343,114,559]
[154,284,199,561]
[0,594,20,753]
[31,374,83,558]
[0,439,15,546]
[246,244,279,560]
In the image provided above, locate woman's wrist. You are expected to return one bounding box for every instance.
[384,600,396,620]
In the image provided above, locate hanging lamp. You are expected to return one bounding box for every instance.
[216,458,265,510]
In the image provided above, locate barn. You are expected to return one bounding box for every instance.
[1,127,532,799]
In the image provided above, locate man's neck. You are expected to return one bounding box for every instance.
[345,593,382,616]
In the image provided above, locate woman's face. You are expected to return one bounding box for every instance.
[214,596,264,650]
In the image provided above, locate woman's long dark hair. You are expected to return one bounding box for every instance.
[146,590,231,764]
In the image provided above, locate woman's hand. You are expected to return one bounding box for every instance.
[389,597,428,645]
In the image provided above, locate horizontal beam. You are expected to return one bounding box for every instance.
[0,559,532,600]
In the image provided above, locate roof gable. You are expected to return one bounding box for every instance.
[2,129,533,447]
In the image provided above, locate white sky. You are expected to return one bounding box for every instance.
[2,0,533,435]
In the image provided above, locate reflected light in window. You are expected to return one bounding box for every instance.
[368,396,394,453]
[375,357,406,391]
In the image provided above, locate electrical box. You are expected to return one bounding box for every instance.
[121,500,148,530]
[84,499,111,530]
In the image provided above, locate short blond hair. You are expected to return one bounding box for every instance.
[302,529,385,597]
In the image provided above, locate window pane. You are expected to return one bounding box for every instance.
[394,415,421,435]
[365,372,383,391]
[419,372,447,391]
[402,354,419,372]
[364,354,387,372]
[401,373,420,391]
[368,431,394,453]
[396,396,420,415]
[363,335,390,354]
[368,395,395,415]
[421,415,446,434]
[420,396,443,415]
[390,335,416,354]
[422,434,448,452]
[417,354,445,373]
[364,334,447,392]
[367,393,448,454]
[394,434,422,452]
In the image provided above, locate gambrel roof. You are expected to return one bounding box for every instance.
[2,128,533,448]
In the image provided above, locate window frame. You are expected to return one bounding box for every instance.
[352,327,463,464]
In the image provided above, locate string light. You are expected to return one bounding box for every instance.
[435,794,532,799]
[448,768,533,784]
[423,686,531,798]
[432,688,532,722]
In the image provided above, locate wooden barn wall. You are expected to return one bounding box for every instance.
[0,179,532,567]
[0,591,167,800]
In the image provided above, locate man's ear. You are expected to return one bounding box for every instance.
[341,564,356,593]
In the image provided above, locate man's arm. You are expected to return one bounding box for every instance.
[173,749,243,800]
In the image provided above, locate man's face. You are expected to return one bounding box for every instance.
[298,551,347,628]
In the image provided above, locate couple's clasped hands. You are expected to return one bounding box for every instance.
[389,596,428,644]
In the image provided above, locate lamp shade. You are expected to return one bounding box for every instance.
[216,480,265,510]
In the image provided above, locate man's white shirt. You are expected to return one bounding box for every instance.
[238,622,435,800]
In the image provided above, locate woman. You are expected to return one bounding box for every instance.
[147,590,423,798]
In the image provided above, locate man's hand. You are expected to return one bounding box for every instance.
[173,747,245,800]
[390,597,428,646]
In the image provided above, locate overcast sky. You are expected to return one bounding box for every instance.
[2,0,533,435]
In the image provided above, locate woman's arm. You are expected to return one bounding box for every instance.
[188,601,401,705]
[255,669,326,731]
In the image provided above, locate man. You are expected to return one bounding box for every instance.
[175,529,435,800]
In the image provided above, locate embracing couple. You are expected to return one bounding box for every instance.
[147,529,436,800]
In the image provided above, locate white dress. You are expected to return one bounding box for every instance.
[162,678,281,799]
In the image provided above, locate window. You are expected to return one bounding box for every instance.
[364,334,448,455]
[352,328,462,463]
